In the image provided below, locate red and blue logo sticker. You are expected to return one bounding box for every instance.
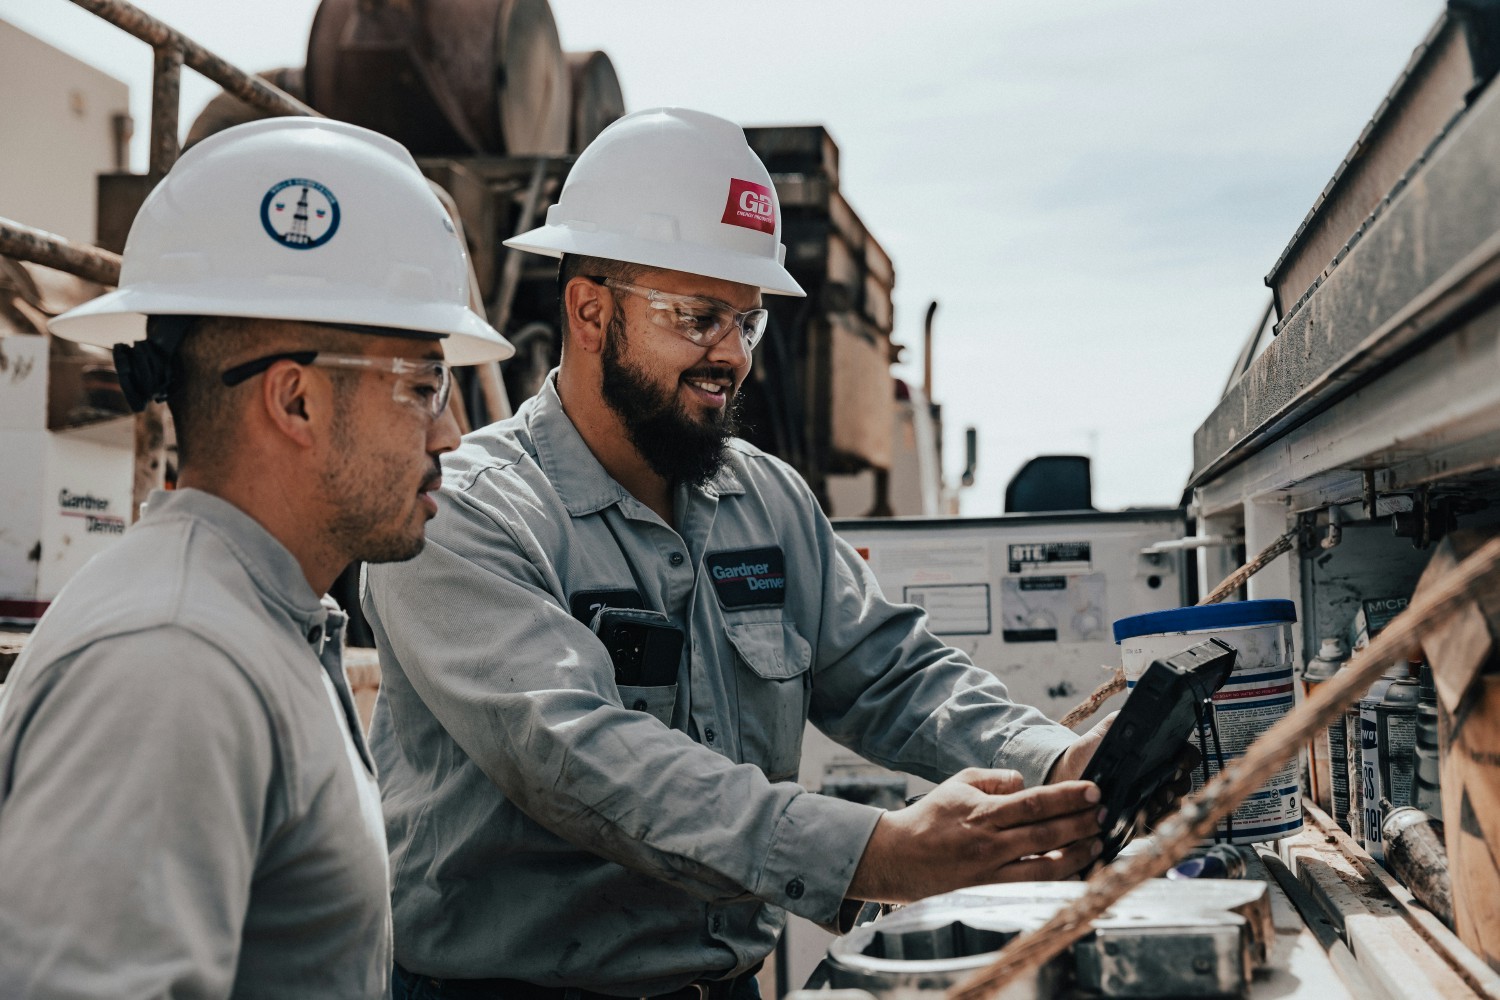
[261,178,340,250]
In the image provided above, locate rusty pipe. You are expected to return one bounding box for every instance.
[149,42,182,181]
[68,0,320,119]
[0,218,121,286]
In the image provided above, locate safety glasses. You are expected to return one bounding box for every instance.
[221,351,453,417]
[594,278,769,351]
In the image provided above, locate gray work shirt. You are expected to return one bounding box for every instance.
[0,488,392,999]
[363,376,1075,993]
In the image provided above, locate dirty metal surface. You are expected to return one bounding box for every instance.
[565,50,624,154]
[306,0,569,157]
[1192,292,1500,519]
[1266,12,1473,316]
[821,879,1272,998]
[1193,71,1500,492]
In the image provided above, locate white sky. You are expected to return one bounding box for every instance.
[0,0,1447,513]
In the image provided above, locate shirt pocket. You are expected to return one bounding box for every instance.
[617,683,679,728]
[726,621,812,782]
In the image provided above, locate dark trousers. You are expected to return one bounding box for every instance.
[392,964,762,1000]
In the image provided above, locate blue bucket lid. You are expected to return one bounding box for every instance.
[1113,599,1296,643]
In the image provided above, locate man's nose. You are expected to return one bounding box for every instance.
[430,399,462,453]
[706,324,752,369]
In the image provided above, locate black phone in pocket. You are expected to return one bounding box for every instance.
[589,607,684,688]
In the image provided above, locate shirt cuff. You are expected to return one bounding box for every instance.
[754,790,883,924]
[995,724,1079,787]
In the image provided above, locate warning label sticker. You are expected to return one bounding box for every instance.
[1007,541,1091,575]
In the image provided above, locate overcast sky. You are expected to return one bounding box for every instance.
[0,0,1447,513]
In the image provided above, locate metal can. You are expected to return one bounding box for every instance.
[1344,703,1364,840]
[1301,637,1347,816]
[1414,663,1442,820]
[1360,667,1420,862]
[1114,600,1300,845]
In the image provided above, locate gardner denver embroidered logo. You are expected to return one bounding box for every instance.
[706,546,786,609]
[720,178,777,234]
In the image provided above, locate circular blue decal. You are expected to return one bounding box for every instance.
[260,178,340,250]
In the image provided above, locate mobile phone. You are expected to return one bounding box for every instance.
[589,607,684,688]
[1082,637,1238,861]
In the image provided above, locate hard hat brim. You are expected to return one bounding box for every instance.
[49,287,515,365]
[505,225,807,298]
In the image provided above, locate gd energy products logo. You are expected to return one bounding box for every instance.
[58,489,125,535]
[721,178,776,234]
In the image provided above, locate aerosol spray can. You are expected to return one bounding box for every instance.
[1344,700,1364,839]
[1302,637,1347,816]
[1413,663,1443,821]
[1346,657,1414,844]
[1360,660,1421,862]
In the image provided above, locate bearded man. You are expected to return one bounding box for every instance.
[363,109,1128,1000]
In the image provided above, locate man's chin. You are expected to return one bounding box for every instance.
[358,530,428,565]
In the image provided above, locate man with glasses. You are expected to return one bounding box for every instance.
[363,108,1138,998]
[0,118,511,998]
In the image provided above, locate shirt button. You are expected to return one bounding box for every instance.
[786,878,805,900]
[669,552,684,567]
[704,726,716,744]
[632,699,649,711]
[307,625,322,644]
[710,914,722,933]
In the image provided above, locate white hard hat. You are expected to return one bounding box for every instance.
[505,107,805,297]
[50,117,514,365]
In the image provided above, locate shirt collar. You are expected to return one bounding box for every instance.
[139,487,331,635]
[524,373,746,517]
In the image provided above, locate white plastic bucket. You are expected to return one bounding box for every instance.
[1113,600,1301,844]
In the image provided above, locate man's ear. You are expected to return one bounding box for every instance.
[259,359,318,448]
[564,277,612,355]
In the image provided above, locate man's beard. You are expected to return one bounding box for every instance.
[600,312,741,488]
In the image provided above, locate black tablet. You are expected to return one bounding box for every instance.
[1083,637,1237,861]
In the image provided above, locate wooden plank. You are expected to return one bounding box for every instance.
[745,125,839,187]
[829,314,892,471]
[1288,805,1500,998]
[864,273,893,333]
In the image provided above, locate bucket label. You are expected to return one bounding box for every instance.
[721,179,777,234]
[1007,541,1091,575]
[1125,623,1302,844]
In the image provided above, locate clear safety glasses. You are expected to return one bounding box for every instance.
[221,351,453,417]
[595,278,769,351]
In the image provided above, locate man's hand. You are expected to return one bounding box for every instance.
[1046,712,1201,833]
[846,768,1104,904]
